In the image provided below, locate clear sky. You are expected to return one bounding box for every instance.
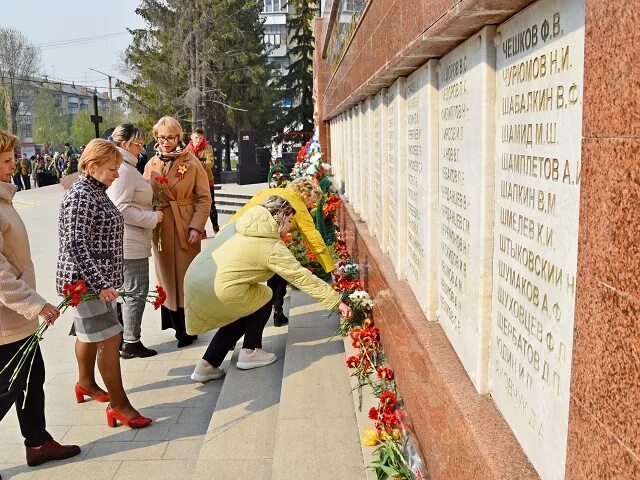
[2,0,145,94]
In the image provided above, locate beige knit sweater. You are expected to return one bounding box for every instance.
[0,181,46,345]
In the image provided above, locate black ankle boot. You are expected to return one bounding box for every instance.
[273,307,288,327]
[176,334,198,348]
[120,341,158,359]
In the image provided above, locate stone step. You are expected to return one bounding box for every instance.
[189,319,288,480]
[214,192,253,215]
[216,199,247,208]
[271,291,367,480]
[215,192,254,200]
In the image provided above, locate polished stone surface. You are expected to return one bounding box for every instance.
[338,202,538,480]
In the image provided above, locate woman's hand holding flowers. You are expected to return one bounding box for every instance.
[338,301,353,319]
[39,303,60,326]
[99,287,119,302]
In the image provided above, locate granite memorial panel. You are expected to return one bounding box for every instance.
[360,97,372,223]
[437,26,496,393]
[406,61,439,319]
[489,1,585,478]
[386,78,408,279]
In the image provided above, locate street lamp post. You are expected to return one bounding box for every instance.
[89,68,113,113]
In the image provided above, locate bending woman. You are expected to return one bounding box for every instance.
[185,196,352,381]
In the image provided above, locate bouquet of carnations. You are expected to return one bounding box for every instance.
[0,279,166,406]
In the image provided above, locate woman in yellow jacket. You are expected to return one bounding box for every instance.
[230,177,337,327]
[184,196,352,381]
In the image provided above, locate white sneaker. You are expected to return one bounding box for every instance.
[191,359,225,382]
[236,348,277,370]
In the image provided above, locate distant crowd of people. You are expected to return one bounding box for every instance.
[0,118,351,474]
[10,143,83,191]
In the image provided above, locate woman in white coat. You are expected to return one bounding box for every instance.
[107,124,163,358]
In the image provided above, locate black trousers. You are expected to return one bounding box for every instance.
[203,297,274,367]
[209,186,219,228]
[269,274,287,311]
[0,338,52,447]
[12,174,23,191]
[21,174,31,190]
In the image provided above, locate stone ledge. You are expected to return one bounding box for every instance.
[338,201,538,480]
[323,0,537,119]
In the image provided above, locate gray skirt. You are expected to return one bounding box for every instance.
[69,299,123,343]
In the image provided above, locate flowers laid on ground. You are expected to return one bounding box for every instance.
[338,262,360,280]
[322,192,342,219]
[289,132,425,479]
[0,280,166,406]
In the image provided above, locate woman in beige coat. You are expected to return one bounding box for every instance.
[143,117,211,347]
[0,129,81,467]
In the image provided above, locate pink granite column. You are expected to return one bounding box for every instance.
[565,2,640,478]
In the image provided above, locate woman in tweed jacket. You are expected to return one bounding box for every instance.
[56,139,151,429]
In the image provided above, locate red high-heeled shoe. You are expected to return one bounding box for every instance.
[105,405,152,429]
[74,383,110,403]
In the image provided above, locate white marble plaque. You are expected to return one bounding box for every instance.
[360,98,372,223]
[352,104,361,212]
[372,89,387,247]
[437,26,496,393]
[489,1,584,478]
[338,114,346,191]
[341,113,348,193]
[405,61,439,319]
[386,78,408,279]
[345,108,355,201]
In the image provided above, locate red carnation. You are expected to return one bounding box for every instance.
[155,176,168,184]
[379,391,397,410]
[153,285,167,309]
[63,279,88,307]
[368,407,379,420]
[383,412,400,427]
[346,355,360,368]
[376,367,394,381]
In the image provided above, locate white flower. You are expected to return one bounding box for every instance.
[339,263,359,278]
[348,290,373,309]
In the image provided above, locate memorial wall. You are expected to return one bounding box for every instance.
[490,0,584,478]
[327,0,586,477]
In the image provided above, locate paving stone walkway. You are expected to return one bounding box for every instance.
[0,182,367,480]
[1,184,235,479]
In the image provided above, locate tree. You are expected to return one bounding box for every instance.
[120,0,278,169]
[33,88,68,152]
[69,110,95,148]
[276,0,316,134]
[0,90,7,130]
[0,28,41,134]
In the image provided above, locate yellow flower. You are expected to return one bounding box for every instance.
[361,428,380,446]
[177,165,188,175]
[379,431,391,442]
[392,429,401,440]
